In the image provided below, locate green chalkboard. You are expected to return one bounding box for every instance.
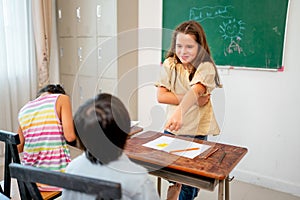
[162,0,289,69]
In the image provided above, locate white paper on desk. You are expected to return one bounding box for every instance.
[142,136,211,159]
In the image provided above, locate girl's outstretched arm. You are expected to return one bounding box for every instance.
[165,83,206,131]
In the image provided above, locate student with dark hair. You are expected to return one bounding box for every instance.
[36,84,66,97]
[17,84,76,172]
[62,93,181,200]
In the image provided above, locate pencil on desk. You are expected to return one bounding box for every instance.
[169,147,200,154]
[204,148,219,159]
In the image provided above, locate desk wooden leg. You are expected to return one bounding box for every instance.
[218,180,224,200]
[157,177,161,197]
[225,177,230,200]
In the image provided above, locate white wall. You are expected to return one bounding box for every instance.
[138,0,300,197]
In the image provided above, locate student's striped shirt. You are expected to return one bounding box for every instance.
[18,93,71,172]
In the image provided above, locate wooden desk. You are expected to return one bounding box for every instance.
[125,131,247,200]
[40,191,61,200]
[129,126,143,137]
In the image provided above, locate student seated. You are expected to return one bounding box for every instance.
[17,84,76,172]
[62,93,181,200]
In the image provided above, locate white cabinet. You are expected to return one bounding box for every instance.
[76,0,97,37]
[57,0,97,37]
[58,38,77,75]
[97,37,118,79]
[96,0,117,36]
[56,0,76,37]
[56,0,138,119]
[77,75,98,106]
[76,37,98,76]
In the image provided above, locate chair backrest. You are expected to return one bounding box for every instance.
[0,130,64,199]
[9,163,122,200]
[0,130,21,198]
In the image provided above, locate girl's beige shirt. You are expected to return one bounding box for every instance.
[155,57,220,136]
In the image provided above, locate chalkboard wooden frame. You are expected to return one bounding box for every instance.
[162,0,289,70]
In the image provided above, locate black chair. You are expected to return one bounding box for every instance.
[0,130,22,198]
[0,130,62,199]
[9,163,122,200]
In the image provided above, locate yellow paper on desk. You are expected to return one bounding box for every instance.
[142,136,211,159]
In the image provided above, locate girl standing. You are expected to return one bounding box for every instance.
[156,20,222,199]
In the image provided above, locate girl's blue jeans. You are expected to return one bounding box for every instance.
[164,130,207,200]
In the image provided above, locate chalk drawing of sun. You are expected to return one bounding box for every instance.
[219,18,245,41]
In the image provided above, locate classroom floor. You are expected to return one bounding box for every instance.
[1,165,300,200]
[3,178,300,200]
[155,176,300,200]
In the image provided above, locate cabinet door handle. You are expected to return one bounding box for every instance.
[58,9,62,19]
[97,5,102,18]
[76,7,81,21]
[79,86,83,100]
[98,47,102,59]
[60,47,64,57]
[78,47,82,61]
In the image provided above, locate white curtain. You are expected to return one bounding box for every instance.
[49,0,60,84]
[0,0,36,132]
[32,0,52,89]
[33,0,60,86]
